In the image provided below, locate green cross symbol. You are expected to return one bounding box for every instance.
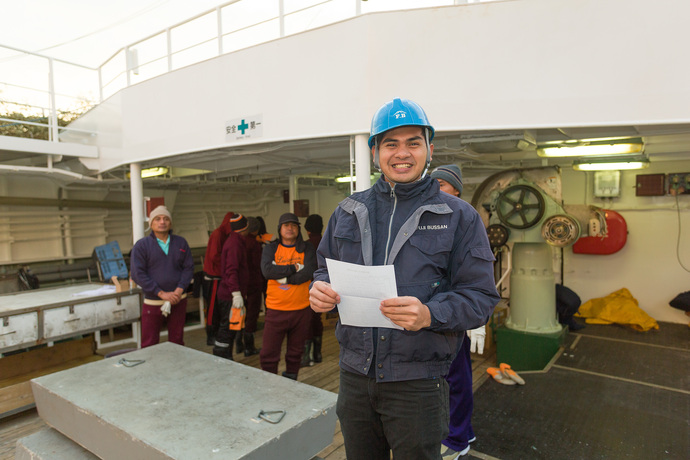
[238,119,249,134]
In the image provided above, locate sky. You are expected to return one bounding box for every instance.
[0,0,249,68]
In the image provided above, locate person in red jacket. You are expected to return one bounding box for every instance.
[212,213,250,360]
[203,211,235,346]
[236,217,264,357]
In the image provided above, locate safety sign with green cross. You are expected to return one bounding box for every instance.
[225,115,263,141]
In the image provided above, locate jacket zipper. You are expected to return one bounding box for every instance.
[384,186,397,265]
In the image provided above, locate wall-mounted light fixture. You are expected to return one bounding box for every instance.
[140,167,169,178]
[538,139,643,158]
[129,167,213,179]
[572,156,650,171]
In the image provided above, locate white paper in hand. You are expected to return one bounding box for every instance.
[325,258,402,330]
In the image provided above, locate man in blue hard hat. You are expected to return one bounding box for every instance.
[310,98,499,459]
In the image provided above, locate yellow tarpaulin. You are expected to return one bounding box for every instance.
[575,288,659,332]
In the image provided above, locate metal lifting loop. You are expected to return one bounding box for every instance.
[118,358,145,367]
[258,410,286,424]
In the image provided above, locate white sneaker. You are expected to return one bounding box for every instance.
[440,444,470,459]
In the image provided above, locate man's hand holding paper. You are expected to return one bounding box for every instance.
[379,296,432,331]
[320,259,414,330]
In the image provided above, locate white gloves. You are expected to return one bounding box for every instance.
[295,263,304,272]
[468,325,486,355]
[276,277,287,284]
[160,301,171,317]
[232,291,244,309]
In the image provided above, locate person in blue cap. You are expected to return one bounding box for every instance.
[310,98,499,460]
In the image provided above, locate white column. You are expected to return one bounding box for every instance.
[354,134,371,192]
[289,175,298,213]
[130,163,145,243]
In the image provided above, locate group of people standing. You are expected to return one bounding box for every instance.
[203,211,324,381]
[131,207,325,381]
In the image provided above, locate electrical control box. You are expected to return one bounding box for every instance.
[635,173,666,196]
[593,171,621,197]
[668,173,690,196]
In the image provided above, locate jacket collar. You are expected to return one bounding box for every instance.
[373,174,439,201]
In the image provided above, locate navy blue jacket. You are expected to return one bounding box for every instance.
[313,176,499,382]
[130,232,195,301]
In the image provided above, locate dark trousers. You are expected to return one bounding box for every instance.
[141,299,187,348]
[215,299,236,346]
[443,333,475,451]
[259,307,311,375]
[202,278,222,334]
[245,288,262,333]
[337,369,449,460]
[306,309,324,340]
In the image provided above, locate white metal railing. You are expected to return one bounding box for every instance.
[0,0,488,144]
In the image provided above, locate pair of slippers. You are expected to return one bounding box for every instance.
[487,363,525,385]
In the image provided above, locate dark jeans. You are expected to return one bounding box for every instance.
[307,309,324,339]
[337,369,449,460]
[443,333,475,451]
[259,307,311,375]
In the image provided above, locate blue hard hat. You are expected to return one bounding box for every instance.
[368,98,435,148]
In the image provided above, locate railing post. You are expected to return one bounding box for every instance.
[279,0,285,37]
[98,67,104,103]
[166,28,173,72]
[217,6,223,56]
[125,46,132,87]
[47,58,59,142]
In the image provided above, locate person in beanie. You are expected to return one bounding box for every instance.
[309,98,498,459]
[202,212,236,346]
[430,164,463,198]
[431,164,482,459]
[301,214,325,367]
[260,213,317,379]
[130,205,194,348]
[237,217,264,356]
[213,213,250,360]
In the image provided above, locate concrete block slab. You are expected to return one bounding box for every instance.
[31,343,337,460]
[15,428,98,460]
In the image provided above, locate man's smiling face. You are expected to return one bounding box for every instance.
[373,126,433,184]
